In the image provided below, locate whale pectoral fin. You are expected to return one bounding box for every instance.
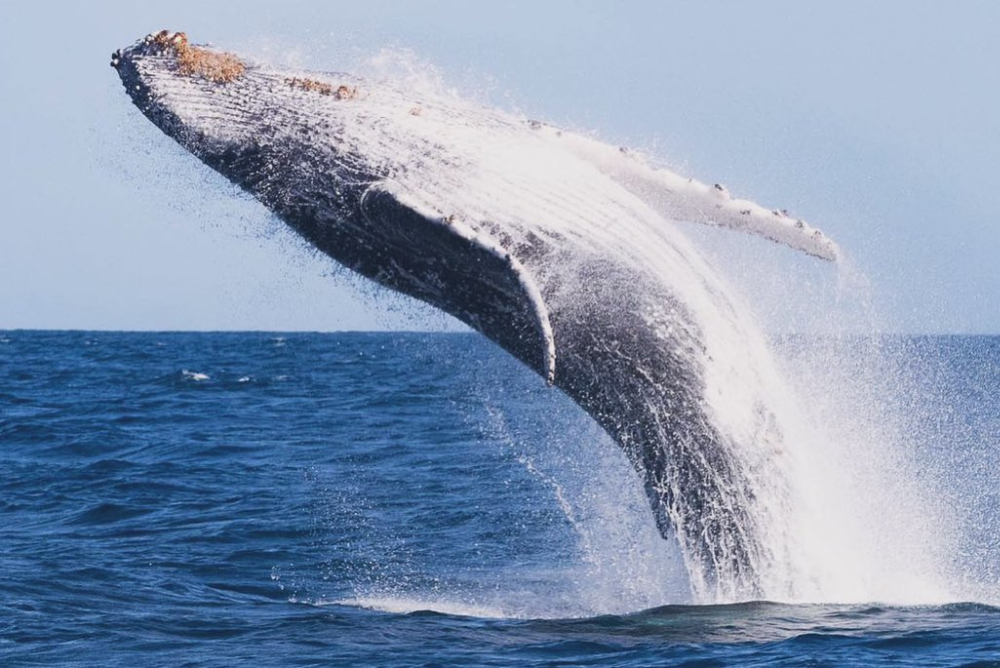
[359,182,556,385]
[622,162,842,262]
[535,126,840,262]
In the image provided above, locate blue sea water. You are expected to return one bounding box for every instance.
[2,330,999,667]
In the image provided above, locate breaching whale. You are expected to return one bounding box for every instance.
[112,31,839,599]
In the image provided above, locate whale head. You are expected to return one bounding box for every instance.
[111,30,559,382]
[110,31,357,180]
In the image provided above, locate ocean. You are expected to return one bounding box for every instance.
[2,330,999,667]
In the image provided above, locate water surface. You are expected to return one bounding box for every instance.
[2,331,998,666]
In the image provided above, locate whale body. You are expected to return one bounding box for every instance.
[112,31,838,599]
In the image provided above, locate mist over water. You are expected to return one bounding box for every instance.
[336,332,1000,618]
[336,55,997,608]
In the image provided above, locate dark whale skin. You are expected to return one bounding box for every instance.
[113,32,805,599]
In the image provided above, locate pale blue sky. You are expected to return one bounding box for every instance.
[1,1,998,333]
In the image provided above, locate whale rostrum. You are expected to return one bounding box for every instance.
[113,31,839,600]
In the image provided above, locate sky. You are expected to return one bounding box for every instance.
[1,1,998,333]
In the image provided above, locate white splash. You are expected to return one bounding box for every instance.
[322,60,954,606]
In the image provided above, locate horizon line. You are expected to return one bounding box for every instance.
[2,328,998,338]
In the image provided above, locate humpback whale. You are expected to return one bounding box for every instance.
[112,31,839,600]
